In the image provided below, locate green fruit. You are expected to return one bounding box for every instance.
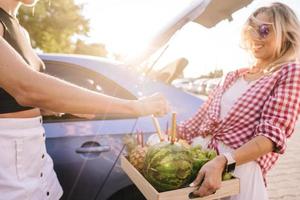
[143,143,221,192]
[143,142,194,192]
[222,172,233,181]
[206,150,217,160]
[189,146,210,181]
[191,145,202,151]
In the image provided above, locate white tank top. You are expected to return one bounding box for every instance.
[220,77,256,119]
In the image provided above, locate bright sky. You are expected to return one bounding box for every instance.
[77,0,300,78]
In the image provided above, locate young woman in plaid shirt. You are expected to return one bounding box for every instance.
[179,2,300,199]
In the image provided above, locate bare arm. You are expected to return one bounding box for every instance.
[232,135,273,165]
[0,37,168,116]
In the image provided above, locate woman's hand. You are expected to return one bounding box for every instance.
[135,93,170,116]
[190,155,227,197]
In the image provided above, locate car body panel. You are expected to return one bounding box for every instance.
[46,134,126,200]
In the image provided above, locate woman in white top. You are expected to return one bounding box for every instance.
[178,2,300,200]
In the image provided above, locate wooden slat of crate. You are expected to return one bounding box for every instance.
[159,178,239,200]
[121,156,159,200]
[121,155,240,200]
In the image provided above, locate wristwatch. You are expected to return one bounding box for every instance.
[222,152,236,173]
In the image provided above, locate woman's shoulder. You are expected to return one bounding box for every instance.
[282,60,300,69]
[271,61,300,83]
[277,61,300,74]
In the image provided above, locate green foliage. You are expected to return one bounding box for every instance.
[74,39,108,57]
[18,0,89,53]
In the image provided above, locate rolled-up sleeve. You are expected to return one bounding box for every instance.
[255,64,300,154]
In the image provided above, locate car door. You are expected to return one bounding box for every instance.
[42,60,139,200]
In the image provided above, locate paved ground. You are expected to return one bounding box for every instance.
[267,122,300,200]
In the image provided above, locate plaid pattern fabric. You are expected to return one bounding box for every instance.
[178,62,300,181]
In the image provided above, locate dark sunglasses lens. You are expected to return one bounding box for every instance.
[259,24,270,38]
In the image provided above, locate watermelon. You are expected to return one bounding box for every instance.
[143,142,194,192]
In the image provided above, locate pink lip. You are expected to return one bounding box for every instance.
[252,44,264,51]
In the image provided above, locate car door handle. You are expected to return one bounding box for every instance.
[76,145,111,154]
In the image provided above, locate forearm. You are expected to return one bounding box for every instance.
[232,135,274,166]
[21,70,138,115]
[0,38,137,115]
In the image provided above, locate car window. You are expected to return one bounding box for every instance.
[42,60,137,122]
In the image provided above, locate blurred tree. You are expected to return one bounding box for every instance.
[199,69,223,78]
[208,69,223,78]
[74,40,108,57]
[18,0,89,53]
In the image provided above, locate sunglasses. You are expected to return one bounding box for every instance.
[247,19,273,39]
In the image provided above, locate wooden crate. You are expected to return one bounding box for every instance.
[121,155,240,200]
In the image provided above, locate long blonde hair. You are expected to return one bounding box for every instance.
[241,2,300,72]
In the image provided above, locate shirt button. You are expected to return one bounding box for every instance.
[40,173,43,177]
[46,191,50,196]
[42,154,45,159]
[43,133,45,137]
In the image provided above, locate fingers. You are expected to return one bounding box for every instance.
[153,101,170,116]
[194,184,217,197]
[138,93,170,116]
[190,169,220,198]
[190,170,205,187]
[161,96,170,115]
[148,93,170,116]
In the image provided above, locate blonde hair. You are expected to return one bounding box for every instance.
[241,2,300,71]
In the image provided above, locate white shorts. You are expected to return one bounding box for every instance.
[192,136,269,200]
[0,116,63,200]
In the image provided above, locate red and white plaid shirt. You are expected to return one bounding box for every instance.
[178,62,300,182]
